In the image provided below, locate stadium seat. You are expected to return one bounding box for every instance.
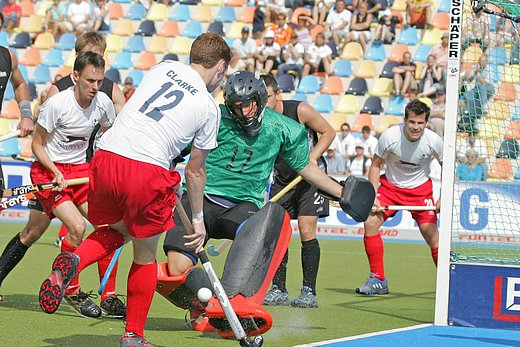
[127,69,144,86]
[125,3,147,20]
[290,7,311,24]
[33,32,55,50]
[414,61,424,80]
[391,10,403,29]
[237,6,255,23]
[3,83,14,101]
[113,0,131,3]
[438,0,450,12]
[336,94,359,114]
[57,65,72,77]
[355,60,377,78]
[180,0,201,5]
[125,35,146,52]
[137,20,157,36]
[181,21,203,38]
[0,138,20,156]
[386,96,407,115]
[42,48,64,67]
[111,51,133,69]
[56,33,76,50]
[370,77,393,97]
[484,63,499,83]
[19,47,42,67]
[329,113,348,131]
[418,97,432,107]
[227,22,248,38]
[0,118,11,135]
[192,4,213,22]
[501,65,520,84]
[421,28,442,45]
[106,34,124,52]
[216,6,236,22]
[277,74,295,92]
[158,20,180,37]
[391,0,406,11]
[22,15,43,33]
[397,26,419,46]
[134,52,157,70]
[320,76,344,95]
[511,41,520,64]
[202,0,223,5]
[505,120,520,140]
[312,94,334,113]
[346,77,368,95]
[1,100,20,119]
[432,12,449,30]
[388,44,410,63]
[512,104,520,121]
[292,93,308,103]
[310,24,324,42]
[208,21,225,36]
[413,44,432,63]
[147,35,169,53]
[376,115,402,135]
[333,59,353,77]
[109,2,123,19]
[351,113,374,132]
[105,68,121,84]
[380,61,399,78]
[297,75,320,94]
[479,117,503,139]
[340,42,363,60]
[170,4,191,22]
[10,32,32,49]
[364,43,386,61]
[362,96,384,114]
[496,140,519,159]
[147,3,169,21]
[30,65,51,84]
[113,19,134,36]
[36,0,52,16]
[488,158,513,180]
[170,36,193,55]
[487,101,511,120]
[0,31,8,46]
[162,53,179,61]
[225,0,247,6]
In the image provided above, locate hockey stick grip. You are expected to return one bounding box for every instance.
[98,246,122,295]
[0,130,21,143]
[2,177,90,198]
[269,176,302,203]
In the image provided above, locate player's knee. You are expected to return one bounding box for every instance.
[167,250,195,276]
[67,220,87,242]
[20,224,46,246]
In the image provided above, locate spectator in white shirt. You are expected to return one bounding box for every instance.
[63,0,92,35]
[358,125,378,159]
[278,33,305,80]
[324,0,352,48]
[302,33,333,77]
[347,143,372,177]
[334,122,357,159]
[233,26,257,73]
[325,144,346,175]
[255,30,281,75]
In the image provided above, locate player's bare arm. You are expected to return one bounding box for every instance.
[111,82,126,114]
[297,102,336,163]
[31,125,66,190]
[368,154,385,210]
[10,51,34,136]
[298,160,342,198]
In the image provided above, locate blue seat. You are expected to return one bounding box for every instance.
[105,68,121,84]
[312,94,334,113]
[512,104,520,121]
[4,83,14,101]
[56,33,76,50]
[224,37,234,47]
[333,59,353,77]
[386,96,407,115]
[126,69,144,86]
[437,0,450,12]
[18,65,29,81]
[136,20,156,36]
[113,0,131,3]
[42,48,64,67]
[296,75,320,94]
[30,65,51,84]
[380,61,399,78]
[125,3,147,20]
[484,63,499,83]
[278,74,295,92]
[397,26,419,45]
[216,6,236,22]
[0,138,20,156]
[207,21,225,36]
[28,82,38,101]
[111,51,133,69]
[10,32,31,49]
[364,43,386,61]
[124,35,146,52]
[346,77,368,95]
[0,31,8,46]
[292,92,308,102]
[413,45,432,63]
[362,96,384,114]
[170,4,191,21]
[511,41,520,64]
[488,47,507,65]
[181,21,203,38]
[489,14,496,32]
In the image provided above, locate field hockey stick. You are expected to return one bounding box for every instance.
[375,205,437,211]
[97,246,123,295]
[1,177,89,198]
[0,192,36,212]
[176,200,264,347]
[0,130,21,142]
[207,176,302,257]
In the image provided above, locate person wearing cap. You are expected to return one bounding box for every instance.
[359,125,378,159]
[268,12,293,46]
[255,30,281,75]
[278,32,305,81]
[417,54,444,98]
[123,77,135,102]
[373,8,399,44]
[428,87,446,138]
[430,32,449,69]
[324,144,346,175]
[233,26,256,73]
[346,142,371,177]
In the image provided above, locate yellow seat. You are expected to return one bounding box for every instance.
[192,4,213,22]
[376,115,402,135]
[462,45,483,64]
[418,97,433,106]
[113,19,134,36]
[227,22,248,39]
[0,118,12,135]
[33,32,55,49]
[146,3,169,21]
[414,61,424,80]
[370,78,393,97]
[202,0,223,5]
[147,35,168,54]
[64,51,76,68]
[501,65,520,84]
[170,36,193,55]
[391,0,407,11]
[36,0,52,17]
[478,117,503,139]
[340,42,363,60]
[22,15,44,33]
[355,60,377,78]
[421,27,443,45]
[487,101,511,120]
[106,34,124,53]
[336,95,359,114]
[328,113,349,131]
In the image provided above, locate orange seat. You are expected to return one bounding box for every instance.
[488,158,513,180]
[238,6,255,23]
[460,62,475,75]
[391,11,403,29]
[432,12,449,30]
[495,82,516,102]
[20,0,35,16]
[19,138,33,158]
[57,66,73,77]
[225,0,247,6]
[310,24,324,41]
[134,52,157,70]
[19,47,42,66]
[158,20,180,37]
[109,3,124,20]
[505,120,520,140]
[320,76,344,95]
[388,44,410,63]
[462,45,483,64]
[0,100,21,119]
[351,113,374,132]
[290,7,311,25]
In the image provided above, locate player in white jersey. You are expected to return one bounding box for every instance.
[355,100,443,296]
[39,33,231,347]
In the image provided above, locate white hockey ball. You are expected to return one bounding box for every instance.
[197,287,212,302]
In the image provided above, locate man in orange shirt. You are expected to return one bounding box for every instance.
[269,12,293,46]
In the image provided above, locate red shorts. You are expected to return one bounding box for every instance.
[30,161,89,218]
[377,175,437,225]
[410,10,427,25]
[88,150,181,238]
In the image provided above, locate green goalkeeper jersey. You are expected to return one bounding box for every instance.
[204,105,310,208]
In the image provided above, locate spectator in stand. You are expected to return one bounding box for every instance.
[63,0,92,35]
[324,144,346,175]
[460,53,495,115]
[264,0,287,23]
[430,32,449,70]
[346,143,371,177]
[392,51,417,97]
[253,1,265,39]
[226,48,246,77]
[358,125,378,159]
[294,14,316,49]
[461,10,490,52]
[333,122,356,159]
[92,0,110,32]
[43,0,67,38]
[366,0,386,19]
[1,0,20,31]
[269,12,293,46]
[456,149,484,181]
[344,2,373,53]
[373,8,399,44]
[405,0,433,28]
[427,87,446,138]
[456,132,488,179]
[417,54,443,98]
[122,77,135,102]
[324,0,352,49]
[256,30,281,75]
[302,32,333,77]
[233,27,256,73]
[278,32,305,81]
[312,0,335,26]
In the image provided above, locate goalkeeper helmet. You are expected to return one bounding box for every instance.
[224,71,268,137]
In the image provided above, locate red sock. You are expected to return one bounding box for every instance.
[431,247,438,266]
[98,252,119,301]
[125,262,157,337]
[58,224,67,238]
[364,233,385,281]
[75,226,124,273]
[61,237,79,295]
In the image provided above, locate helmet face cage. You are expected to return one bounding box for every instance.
[224,71,268,137]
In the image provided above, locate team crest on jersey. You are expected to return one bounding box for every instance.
[0,71,7,77]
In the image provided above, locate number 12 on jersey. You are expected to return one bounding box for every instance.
[139,82,185,121]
